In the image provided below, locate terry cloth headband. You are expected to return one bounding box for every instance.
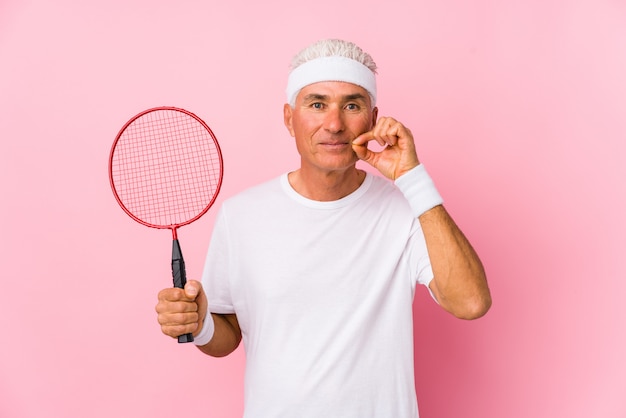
[286,56,377,107]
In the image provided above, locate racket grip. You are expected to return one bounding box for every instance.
[172,239,194,344]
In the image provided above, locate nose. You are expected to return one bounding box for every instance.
[323,106,344,134]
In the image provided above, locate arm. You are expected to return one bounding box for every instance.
[420,205,491,319]
[155,280,242,357]
[352,117,492,319]
[197,312,242,357]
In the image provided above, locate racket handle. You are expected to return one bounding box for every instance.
[172,239,194,344]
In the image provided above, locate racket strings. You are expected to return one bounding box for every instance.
[111,109,222,227]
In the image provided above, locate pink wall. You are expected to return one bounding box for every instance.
[1,1,625,417]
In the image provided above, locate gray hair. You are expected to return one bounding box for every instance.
[289,39,378,74]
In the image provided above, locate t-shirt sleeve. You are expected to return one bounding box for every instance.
[407,219,435,289]
[201,206,236,314]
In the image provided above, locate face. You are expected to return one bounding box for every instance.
[284,81,378,175]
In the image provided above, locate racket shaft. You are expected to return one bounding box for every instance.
[172,239,194,343]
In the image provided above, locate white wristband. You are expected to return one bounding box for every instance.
[192,312,215,346]
[394,164,444,217]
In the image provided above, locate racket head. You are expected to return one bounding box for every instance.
[108,106,223,231]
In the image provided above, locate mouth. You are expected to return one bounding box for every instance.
[320,139,351,147]
[319,142,351,153]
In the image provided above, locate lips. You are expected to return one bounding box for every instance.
[322,141,349,146]
[320,141,350,151]
[319,137,351,146]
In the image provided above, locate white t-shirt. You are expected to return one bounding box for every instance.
[202,170,434,418]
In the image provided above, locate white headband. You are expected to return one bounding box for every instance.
[286,56,377,107]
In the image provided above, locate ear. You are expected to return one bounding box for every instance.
[371,106,378,128]
[283,104,295,137]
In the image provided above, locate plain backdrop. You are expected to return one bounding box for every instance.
[1,0,625,417]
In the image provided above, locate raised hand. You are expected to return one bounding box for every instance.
[352,116,420,180]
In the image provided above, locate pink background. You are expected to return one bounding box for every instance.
[1,1,625,417]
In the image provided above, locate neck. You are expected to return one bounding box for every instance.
[288,167,366,201]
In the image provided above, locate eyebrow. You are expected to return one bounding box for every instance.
[302,93,368,103]
[302,93,329,103]
[343,93,368,102]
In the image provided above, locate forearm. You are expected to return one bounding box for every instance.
[195,313,242,357]
[395,165,491,319]
[420,205,491,319]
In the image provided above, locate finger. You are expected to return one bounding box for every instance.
[376,118,402,146]
[160,321,200,339]
[378,118,413,149]
[364,117,393,147]
[166,299,200,313]
[155,299,199,317]
[351,140,373,162]
[184,280,203,299]
[157,287,186,302]
[352,130,375,146]
[158,310,199,327]
[156,305,200,340]
[353,132,386,150]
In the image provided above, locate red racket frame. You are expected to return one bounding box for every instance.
[108,106,223,240]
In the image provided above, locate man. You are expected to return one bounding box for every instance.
[156,39,491,417]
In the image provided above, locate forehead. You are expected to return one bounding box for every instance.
[297,81,370,102]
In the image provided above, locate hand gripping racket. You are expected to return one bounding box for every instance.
[109,106,223,343]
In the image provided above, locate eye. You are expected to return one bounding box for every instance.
[345,103,360,111]
[311,102,324,109]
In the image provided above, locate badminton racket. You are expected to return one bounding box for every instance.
[109,106,223,343]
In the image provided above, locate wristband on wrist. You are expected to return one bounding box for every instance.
[192,312,215,346]
[394,164,444,218]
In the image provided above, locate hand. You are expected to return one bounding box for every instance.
[155,280,208,339]
[352,117,420,180]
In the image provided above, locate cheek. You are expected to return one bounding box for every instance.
[352,114,375,133]
[292,115,321,136]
